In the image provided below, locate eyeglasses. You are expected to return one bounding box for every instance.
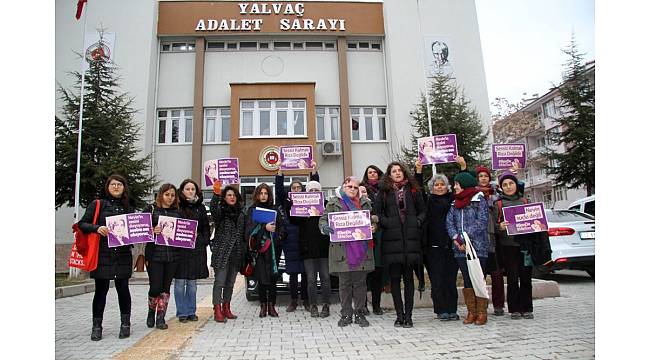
[109,183,124,188]
[345,185,359,190]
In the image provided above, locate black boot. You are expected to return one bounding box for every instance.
[119,314,131,339]
[147,296,157,328]
[91,317,102,341]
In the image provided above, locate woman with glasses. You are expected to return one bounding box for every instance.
[319,176,376,327]
[78,174,134,341]
[374,162,426,328]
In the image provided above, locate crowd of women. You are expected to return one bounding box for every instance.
[78,157,550,340]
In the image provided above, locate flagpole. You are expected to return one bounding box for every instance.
[415,0,436,175]
[71,2,89,279]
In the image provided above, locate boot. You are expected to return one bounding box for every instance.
[213,304,226,323]
[286,300,298,312]
[156,293,169,330]
[259,302,268,318]
[118,314,131,339]
[474,297,489,325]
[90,317,102,341]
[147,296,157,328]
[319,304,330,318]
[223,303,237,320]
[354,310,370,327]
[462,288,477,325]
[268,303,279,317]
[302,299,310,311]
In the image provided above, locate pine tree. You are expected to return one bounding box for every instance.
[55,33,157,210]
[544,37,595,195]
[400,73,489,185]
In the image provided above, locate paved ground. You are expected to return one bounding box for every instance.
[55,270,594,359]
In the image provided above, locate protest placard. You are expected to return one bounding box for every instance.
[327,210,372,242]
[279,145,313,170]
[417,134,458,165]
[289,192,324,217]
[155,216,198,249]
[502,202,549,236]
[217,158,240,185]
[106,213,154,247]
[492,144,526,170]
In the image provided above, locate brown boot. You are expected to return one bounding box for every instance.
[259,302,267,318]
[474,297,489,325]
[223,303,237,319]
[462,288,476,325]
[268,303,279,317]
[213,304,226,323]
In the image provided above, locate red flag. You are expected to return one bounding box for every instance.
[75,0,87,20]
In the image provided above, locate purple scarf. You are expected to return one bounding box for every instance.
[339,188,368,270]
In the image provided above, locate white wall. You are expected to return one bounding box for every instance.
[157,53,196,107]
[153,145,194,187]
[351,143,392,179]
[347,51,386,105]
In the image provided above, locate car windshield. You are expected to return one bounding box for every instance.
[545,210,594,222]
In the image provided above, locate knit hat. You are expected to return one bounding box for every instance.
[498,170,518,187]
[475,166,492,181]
[305,181,321,192]
[454,172,478,190]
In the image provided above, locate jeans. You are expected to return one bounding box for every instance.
[213,264,238,304]
[93,278,131,318]
[456,256,487,289]
[338,271,367,317]
[174,279,197,317]
[425,247,459,315]
[303,258,331,305]
[388,263,414,317]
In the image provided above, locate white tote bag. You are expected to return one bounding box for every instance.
[462,231,489,299]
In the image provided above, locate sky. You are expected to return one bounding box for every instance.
[475,0,595,111]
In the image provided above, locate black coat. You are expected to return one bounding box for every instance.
[245,202,285,286]
[78,197,134,280]
[423,192,454,249]
[175,196,210,280]
[145,206,181,263]
[209,195,246,270]
[289,199,330,260]
[374,183,427,266]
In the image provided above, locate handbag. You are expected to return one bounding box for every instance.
[68,199,101,272]
[239,251,256,277]
[463,231,490,299]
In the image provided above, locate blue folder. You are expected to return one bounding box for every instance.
[252,207,276,224]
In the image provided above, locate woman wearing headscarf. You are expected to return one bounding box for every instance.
[445,172,490,325]
[319,176,376,327]
[374,162,426,328]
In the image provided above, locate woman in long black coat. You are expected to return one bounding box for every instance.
[174,179,210,322]
[78,174,134,341]
[374,162,426,328]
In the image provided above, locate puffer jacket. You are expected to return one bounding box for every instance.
[275,174,305,274]
[175,194,210,280]
[289,199,330,260]
[446,192,489,258]
[209,194,246,270]
[374,182,427,267]
[145,206,181,263]
[78,197,134,280]
[319,188,375,274]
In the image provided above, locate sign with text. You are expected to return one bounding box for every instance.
[492,144,526,170]
[155,216,198,249]
[502,202,549,236]
[279,145,313,170]
[289,192,324,217]
[106,213,154,247]
[328,210,372,242]
[417,134,458,165]
[217,158,240,185]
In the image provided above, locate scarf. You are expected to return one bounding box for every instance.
[366,179,379,193]
[500,192,521,202]
[453,187,480,209]
[339,188,369,270]
[477,185,493,198]
[391,179,409,223]
[250,222,278,275]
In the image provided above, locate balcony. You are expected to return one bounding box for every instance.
[528,146,547,160]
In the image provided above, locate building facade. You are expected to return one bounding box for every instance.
[492,61,595,209]
[55,0,491,269]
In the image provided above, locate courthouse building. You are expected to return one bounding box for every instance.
[55,0,491,265]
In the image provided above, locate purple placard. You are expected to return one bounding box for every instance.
[328,210,372,242]
[204,159,218,187]
[106,213,153,247]
[279,145,313,170]
[502,202,548,236]
[217,158,240,185]
[417,134,458,165]
[289,192,324,217]
[492,144,526,170]
[155,216,198,249]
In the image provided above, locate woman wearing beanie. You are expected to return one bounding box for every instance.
[174,179,211,323]
[374,162,427,328]
[445,172,490,325]
[246,183,285,318]
[209,181,246,323]
[415,161,460,321]
[494,171,548,320]
[319,176,376,327]
[475,166,505,316]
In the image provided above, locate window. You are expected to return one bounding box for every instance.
[546,126,561,145]
[239,100,306,138]
[205,40,336,52]
[204,108,231,143]
[542,190,553,208]
[158,109,192,144]
[347,41,382,51]
[350,107,387,141]
[584,200,595,216]
[537,136,546,148]
[161,42,196,53]
[316,107,340,141]
[543,99,556,118]
[554,186,567,202]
